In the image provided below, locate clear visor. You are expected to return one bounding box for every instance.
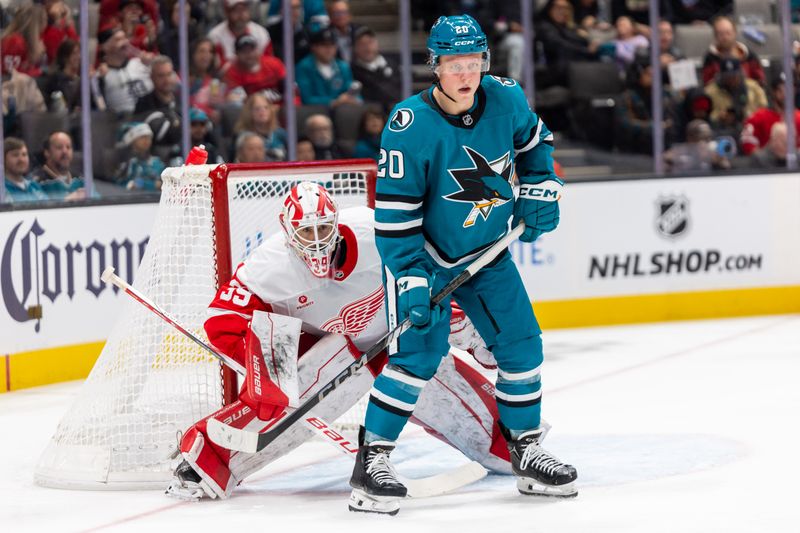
[433,55,490,76]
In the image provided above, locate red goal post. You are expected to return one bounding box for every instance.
[34,159,377,490]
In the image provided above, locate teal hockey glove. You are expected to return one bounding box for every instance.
[513,178,564,243]
[396,268,444,334]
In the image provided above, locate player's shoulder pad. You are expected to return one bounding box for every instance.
[482,75,530,112]
[339,205,376,236]
[385,92,428,137]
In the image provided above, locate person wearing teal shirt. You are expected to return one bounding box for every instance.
[31,131,89,201]
[3,137,48,203]
[295,27,360,106]
[348,15,577,516]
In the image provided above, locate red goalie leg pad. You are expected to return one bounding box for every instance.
[239,327,290,420]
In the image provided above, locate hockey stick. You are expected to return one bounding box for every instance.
[209,222,526,455]
[101,267,488,498]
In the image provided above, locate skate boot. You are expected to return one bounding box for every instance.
[504,425,578,498]
[165,460,213,502]
[348,427,407,515]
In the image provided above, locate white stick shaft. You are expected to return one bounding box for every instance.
[100,266,246,376]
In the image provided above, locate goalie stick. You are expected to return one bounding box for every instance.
[208,222,526,455]
[100,267,489,498]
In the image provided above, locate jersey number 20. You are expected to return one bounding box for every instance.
[378,149,405,179]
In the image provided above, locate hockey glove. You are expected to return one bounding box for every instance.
[512,178,564,243]
[448,301,497,369]
[397,268,444,334]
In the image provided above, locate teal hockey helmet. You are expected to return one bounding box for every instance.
[427,15,490,72]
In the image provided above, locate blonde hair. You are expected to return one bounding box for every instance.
[234,93,280,135]
[2,5,46,64]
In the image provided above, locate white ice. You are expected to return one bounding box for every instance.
[3,314,799,533]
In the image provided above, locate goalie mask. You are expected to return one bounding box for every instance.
[279,182,340,278]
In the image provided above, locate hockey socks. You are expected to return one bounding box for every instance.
[495,365,543,432]
[364,364,427,442]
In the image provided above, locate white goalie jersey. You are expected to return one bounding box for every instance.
[206,205,387,359]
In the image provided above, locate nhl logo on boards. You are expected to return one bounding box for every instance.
[462,114,473,126]
[389,108,414,132]
[655,195,690,239]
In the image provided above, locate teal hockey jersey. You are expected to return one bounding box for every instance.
[374,75,556,276]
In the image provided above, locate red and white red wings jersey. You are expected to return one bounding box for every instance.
[205,206,386,360]
[208,21,273,67]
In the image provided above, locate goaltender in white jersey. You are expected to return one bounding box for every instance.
[166,182,514,502]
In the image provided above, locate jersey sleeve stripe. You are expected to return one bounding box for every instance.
[375,192,425,203]
[375,199,423,211]
[515,118,542,155]
[375,226,423,238]
[374,218,423,231]
[207,307,253,320]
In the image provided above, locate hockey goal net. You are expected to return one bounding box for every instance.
[35,160,377,490]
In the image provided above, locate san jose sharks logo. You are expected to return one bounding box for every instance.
[445,146,514,228]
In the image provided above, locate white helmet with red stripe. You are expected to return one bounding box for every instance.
[279,181,340,277]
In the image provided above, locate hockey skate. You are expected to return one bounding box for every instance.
[348,427,407,516]
[165,460,214,502]
[504,425,578,498]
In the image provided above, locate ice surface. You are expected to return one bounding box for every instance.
[3,315,799,532]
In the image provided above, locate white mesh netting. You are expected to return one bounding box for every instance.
[35,162,373,489]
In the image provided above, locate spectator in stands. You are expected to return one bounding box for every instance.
[135,56,182,161]
[209,0,273,70]
[740,76,800,155]
[30,131,86,201]
[572,0,610,31]
[295,135,316,161]
[610,0,672,29]
[535,0,599,87]
[304,113,345,159]
[655,20,685,85]
[615,51,682,154]
[351,27,401,111]
[116,121,165,191]
[158,1,201,67]
[97,26,154,117]
[3,137,48,203]
[38,39,81,112]
[749,122,791,168]
[671,0,732,25]
[189,37,225,121]
[42,1,78,66]
[267,0,313,63]
[117,0,159,54]
[234,131,268,163]
[702,15,765,87]
[100,0,160,32]
[189,108,224,164]
[352,108,384,160]
[2,60,47,137]
[296,28,360,107]
[328,1,361,63]
[664,119,731,173]
[1,4,46,77]
[234,93,288,161]
[682,88,714,126]
[225,34,290,103]
[607,16,649,72]
[705,57,767,138]
[267,0,329,35]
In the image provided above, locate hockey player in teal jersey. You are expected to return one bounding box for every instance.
[347,15,577,515]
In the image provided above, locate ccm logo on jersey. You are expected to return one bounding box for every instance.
[518,181,563,202]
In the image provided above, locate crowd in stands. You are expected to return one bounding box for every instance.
[4,0,800,203]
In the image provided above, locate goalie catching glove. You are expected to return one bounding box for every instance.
[513,178,564,243]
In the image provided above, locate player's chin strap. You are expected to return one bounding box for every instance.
[434,80,458,103]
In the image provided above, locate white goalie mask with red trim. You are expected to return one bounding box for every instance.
[279,182,340,277]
